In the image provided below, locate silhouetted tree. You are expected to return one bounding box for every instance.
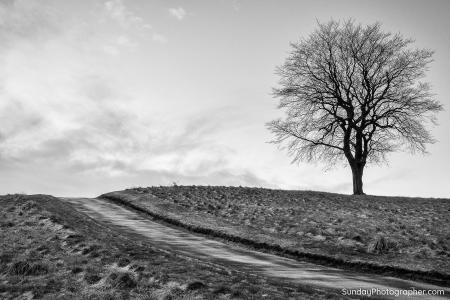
[268,20,442,195]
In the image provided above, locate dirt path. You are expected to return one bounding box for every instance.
[60,197,449,300]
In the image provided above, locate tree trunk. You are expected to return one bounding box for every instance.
[351,163,365,195]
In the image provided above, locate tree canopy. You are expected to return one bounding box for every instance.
[268,20,442,194]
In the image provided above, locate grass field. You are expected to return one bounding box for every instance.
[101,186,450,284]
[0,194,341,300]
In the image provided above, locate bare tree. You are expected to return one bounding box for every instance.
[268,20,442,195]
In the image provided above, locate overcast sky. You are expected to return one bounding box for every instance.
[0,0,449,198]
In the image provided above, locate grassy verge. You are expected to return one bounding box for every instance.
[100,186,450,286]
[0,194,343,299]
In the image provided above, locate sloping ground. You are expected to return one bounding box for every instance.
[60,197,449,300]
[0,194,337,299]
[100,186,450,284]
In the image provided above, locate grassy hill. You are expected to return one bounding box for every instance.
[101,186,450,284]
[0,194,337,300]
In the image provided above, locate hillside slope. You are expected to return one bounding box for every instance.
[0,194,335,299]
[101,186,450,284]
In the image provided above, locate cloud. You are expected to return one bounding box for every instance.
[0,156,271,197]
[1,103,262,191]
[0,45,249,185]
[116,35,136,48]
[232,0,241,11]
[0,0,59,47]
[102,35,137,55]
[103,0,165,45]
[102,44,120,56]
[104,0,151,29]
[168,7,187,20]
[152,33,168,43]
[0,1,268,197]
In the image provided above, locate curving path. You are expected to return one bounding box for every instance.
[60,197,449,300]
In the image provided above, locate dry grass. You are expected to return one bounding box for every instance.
[102,186,450,282]
[0,194,339,299]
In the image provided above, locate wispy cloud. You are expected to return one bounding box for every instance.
[116,35,136,48]
[102,0,166,46]
[0,0,253,191]
[0,3,229,188]
[1,102,264,193]
[0,0,59,46]
[104,0,151,29]
[152,32,168,43]
[168,7,187,20]
[0,0,332,197]
[101,35,137,56]
[102,44,120,56]
[232,0,241,11]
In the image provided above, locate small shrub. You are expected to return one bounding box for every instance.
[351,234,363,242]
[185,280,206,291]
[245,284,260,294]
[65,234,84,245]
[44,278,63,294]
[305,226,321,235]
[415,246,435,258]
[231,289,245,298]
[84,273,102,284]
[48,214,62,223]
[110,272,137,289]
[151,282,184,300]
[8,261,48,276]
[213,285,232,295]
[21,201,37,211]
[367,236,397,254]
[117,257,131,267]
[0,221,15,228]
[130,264,145,272]
[71,266,83,274]
[82,244,102,255]
[0,252,14,265]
